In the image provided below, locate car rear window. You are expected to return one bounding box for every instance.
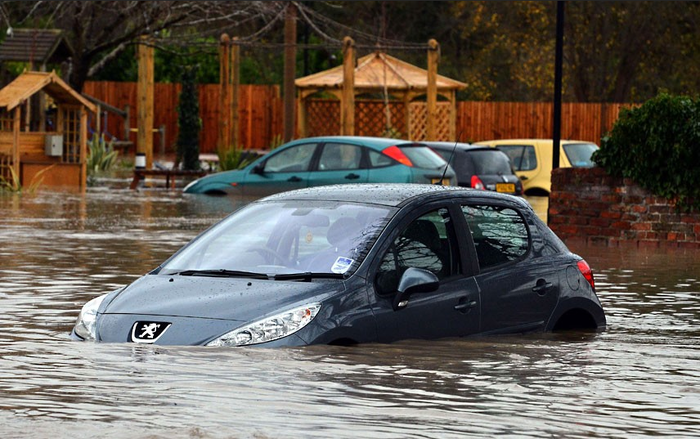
[398,145,447,169]
[563,143,598,167]
[464,150,513,175]
[496,145,537,171]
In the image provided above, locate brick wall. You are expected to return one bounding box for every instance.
[549,167,700,248]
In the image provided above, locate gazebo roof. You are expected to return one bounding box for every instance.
[295,51,467,92]
[0,29,72,65]
[0,71,96,112]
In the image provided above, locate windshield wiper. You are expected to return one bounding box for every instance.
[273,272,346,282]
[175,269,269,279]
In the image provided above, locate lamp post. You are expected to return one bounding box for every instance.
[552,1,564,171]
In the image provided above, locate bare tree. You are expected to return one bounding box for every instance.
[1,1,282,91]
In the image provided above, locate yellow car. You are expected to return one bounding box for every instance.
[474,139,598,195]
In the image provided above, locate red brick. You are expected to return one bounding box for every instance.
[601,211,622,220]
[611,221,631,230]
[631,205,648,214]
[631,222,652,231]
[638,240,660,248]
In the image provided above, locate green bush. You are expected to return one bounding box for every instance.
[592,93,700,211]
[176,66,201,170]
[86,134,119,186]
[217,146,256,171]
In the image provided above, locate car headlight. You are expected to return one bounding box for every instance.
[73,294,108,341]
[207,303,321,347]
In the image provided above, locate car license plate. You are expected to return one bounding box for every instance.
[496,183,515,193]
[431,178,450,186]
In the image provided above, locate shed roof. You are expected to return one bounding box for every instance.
[0,29,72,64]
[295,51,467,92]
[0,71,96,112]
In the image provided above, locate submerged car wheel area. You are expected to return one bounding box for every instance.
[73,184,605,347]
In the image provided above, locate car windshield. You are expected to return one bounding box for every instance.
[563,143,598,167]
[399,145,447,169]
[160,201,396,277]
[465,150,513,175]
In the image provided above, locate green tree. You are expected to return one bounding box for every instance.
[176,66,200,170]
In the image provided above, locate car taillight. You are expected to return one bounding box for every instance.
[382,146,413,167]
[471,175,485,190]
[577,259,595,290]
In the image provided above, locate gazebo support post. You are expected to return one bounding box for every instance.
[231,37,240,149]
[341,36,355,136]
[450,90,457,140]
[427,39,439,141]
[218,34,231,152]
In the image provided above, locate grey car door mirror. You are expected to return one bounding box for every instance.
[392,267,439,311]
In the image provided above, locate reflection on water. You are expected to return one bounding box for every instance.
[0,189,699,438]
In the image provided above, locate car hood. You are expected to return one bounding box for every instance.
[184,169,246,193]
[102,274,344,321]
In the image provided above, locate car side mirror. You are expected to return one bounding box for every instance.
[252,163,264,175]
[392,267,439,311]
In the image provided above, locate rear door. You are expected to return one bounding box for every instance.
[460,203,560,333]
[306,142,369,187]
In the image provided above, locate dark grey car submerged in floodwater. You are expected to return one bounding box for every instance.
[72,184,605,347]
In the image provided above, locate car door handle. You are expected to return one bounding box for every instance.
[287,176,302,182]
[344,173,360,180]
[532,281,553,295]
[454,300,477,311]
[520,175,529,181]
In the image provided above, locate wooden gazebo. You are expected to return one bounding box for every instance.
[295,42,467,141]
[0,71,96,189]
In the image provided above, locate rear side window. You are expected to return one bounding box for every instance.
[369,150,395,168]
[563,143,597,168]
[465,150,513,175]
[461,205,529,269]
[318,143,362,171]
[497,145,537,171]
[398,146,447,169]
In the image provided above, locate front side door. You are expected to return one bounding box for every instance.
[369,206,480,342]
[496,144,539,191]
[306,142,369,187]
[242,143,318,197]
[460,204,559,333]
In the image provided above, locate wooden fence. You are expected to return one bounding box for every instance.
[83,81,629,154]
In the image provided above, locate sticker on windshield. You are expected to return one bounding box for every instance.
[331,257,354,274]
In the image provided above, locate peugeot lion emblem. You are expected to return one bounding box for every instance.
[131,321,171,344]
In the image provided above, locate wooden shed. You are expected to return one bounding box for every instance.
[295,51,467,140]
[0,71,96,189]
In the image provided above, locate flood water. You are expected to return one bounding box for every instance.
[0,188,699,438]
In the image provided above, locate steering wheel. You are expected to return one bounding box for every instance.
[246,246,288,266]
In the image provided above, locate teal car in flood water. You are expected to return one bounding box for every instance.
[184,136,456,196]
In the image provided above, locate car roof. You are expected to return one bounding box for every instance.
[424,141,498,152]
[259,183,529,209]
[474,138,595,146]
[286,136,426,151]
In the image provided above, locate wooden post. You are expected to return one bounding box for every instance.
[449,90,457,140]
[218,34,231,151]
[283,3,297,142]
[12,106,20,180]
[427,39,439,141]
[137,36,155,169]
[341,36,355,136]
[297,90,309,138]
[231,37,240,149]
[80,107,88,189]
[403,93,411,140]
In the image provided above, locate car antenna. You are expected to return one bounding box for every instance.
[435,131,462,185]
